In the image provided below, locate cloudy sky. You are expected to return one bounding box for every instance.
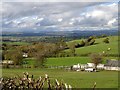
[1,1,119,32]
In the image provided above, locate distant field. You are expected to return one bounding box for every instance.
[2,68,118,88]
[2,41,30,45]
[23,56,119,67]
[1,36,119,88]
[66,36,118,55]
[23,57,93,67]
[68,36,118,44]
[46,57,90,66]
[47,56,119,66]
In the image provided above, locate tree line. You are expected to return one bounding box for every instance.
[2,36,109,68]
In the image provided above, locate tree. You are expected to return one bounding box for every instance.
[58,38,68,50]
[103,38,109,43]
[85,36,95,46]
[89,53,103,70]
[4,51,12,60]
[2,43,7,50]
[69,42,76,56]
[11,50,23,67]
[89,39,95,45]
[4,50,23,67]
[35,50,46,67]
[79,40,85,47]
[101,34,107,38]
[34,43,62,67]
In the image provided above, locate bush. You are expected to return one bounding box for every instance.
[101,34,107,38]
[89,39,95,45]
[79,40,85,46]
[85,36,95,46]
[75,43,80,48]
[103,38,109,43]
[75,40,85,48]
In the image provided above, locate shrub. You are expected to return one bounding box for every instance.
[101,34,107,38]
[89,39,95,45]
[103,38,109,43]
[79,40,85,46]
[85,36,95,46]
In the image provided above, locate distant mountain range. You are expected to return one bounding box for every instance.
[2,29,118,38]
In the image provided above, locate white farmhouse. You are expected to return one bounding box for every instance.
[87,63,95,68]
[97,64,104,70]
[80,64,88,69]
[2,60,14,65]
[23,53,28,58]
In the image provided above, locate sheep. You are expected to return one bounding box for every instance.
[107,48,111,51]
[102,51,105,54]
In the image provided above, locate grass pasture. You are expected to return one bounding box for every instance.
[46,57,90,66]
[23,57,90,67]
[2,68,118,88]
[2,41,30,45]
[66,36,118,55]
[23,56,118,67]
[1,36,119,88]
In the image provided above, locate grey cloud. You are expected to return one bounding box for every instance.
[1,2,118,30]
[2,2,103,19]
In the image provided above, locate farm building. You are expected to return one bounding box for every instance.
[71,63,104,71]
[1,60,14,65]
[87,63,95,68]
[82,63,104,69]
[97,64,104,70]
[80,64,88,69]
[23,53,28,58]
[104,60,120,71]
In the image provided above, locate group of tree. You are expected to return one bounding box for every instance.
[85,36,95,46]
[3,48,23,67]
[75,36,96,49]
[2,38,68,68]
[2,35,108,68]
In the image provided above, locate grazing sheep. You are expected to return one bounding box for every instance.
[102,51,105,54]
[107,48,111,51]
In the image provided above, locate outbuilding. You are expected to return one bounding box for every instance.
[104,60,120,71]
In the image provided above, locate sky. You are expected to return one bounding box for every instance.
[1,0,119,32]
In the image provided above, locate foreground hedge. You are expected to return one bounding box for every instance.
[0,72,72,90]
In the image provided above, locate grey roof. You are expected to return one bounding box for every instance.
[105,60,120,67]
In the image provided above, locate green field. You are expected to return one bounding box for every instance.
[2,36,119,88]
[2,41,30,45]
[66,36,118,55]
[46,57,90,66]
[24,57,90,67]
[23,56,118,67]
[2,68,118,88]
